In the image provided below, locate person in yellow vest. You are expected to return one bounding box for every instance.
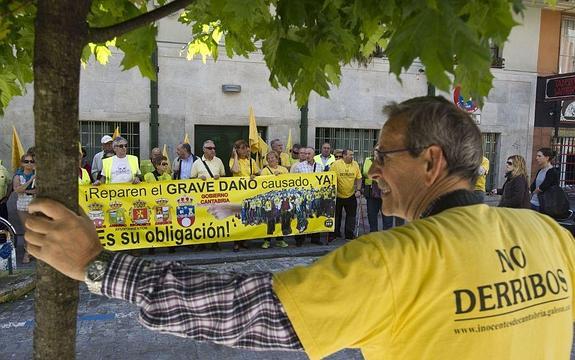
[144,156,172,182]
[26,96,575,360]
[474,155,489,201]
[313,142,336,171]
[78,151,91,186]
[330,149,362,241]
[140,147,162,179]
[95,136,141,185]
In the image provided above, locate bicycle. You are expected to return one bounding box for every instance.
[0,215,18,275]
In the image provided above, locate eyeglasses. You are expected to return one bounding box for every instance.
[160,162,169,166]
[506,161,513,165]
[292,151,299,154]
[115,144,128,148]
[22,160,35,164]
[204,146,216,150]
[373,147,422,165]
[335,155,342,159]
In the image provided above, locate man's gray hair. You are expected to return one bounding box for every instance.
[203,139,215,148]
[113,136,127,146]
[383,96,482,182]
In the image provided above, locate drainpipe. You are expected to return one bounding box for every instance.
[150,44,159,150]
[427,83,436,96]
[300,104,308,146]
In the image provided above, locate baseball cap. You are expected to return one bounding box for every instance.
[101,135,113,144]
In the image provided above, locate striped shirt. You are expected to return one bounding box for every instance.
[99,253,303,351]
[291,161,324,174]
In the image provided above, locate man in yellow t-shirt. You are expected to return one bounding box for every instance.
[25,96,575,360]
[474,155,489,201]
[330,149,362,240]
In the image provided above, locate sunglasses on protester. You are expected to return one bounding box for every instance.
[506,161,513,166]
[22,159,35,164]
[160,162,169,166]
[115,144,128,148]
[204,146,216,150]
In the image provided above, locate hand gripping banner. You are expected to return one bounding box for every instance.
[79,173,336,250]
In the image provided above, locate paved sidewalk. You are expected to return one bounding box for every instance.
[0,255,362,360]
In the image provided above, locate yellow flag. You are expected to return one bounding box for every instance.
[258,135,268,157]
[162,144,172,174]
[11,126,25,172]
[183,133,190,144]
[113,126,120,139]
[248,106,259,153]
[286,128,292,153]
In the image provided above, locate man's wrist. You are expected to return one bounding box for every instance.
[84,250,115,295]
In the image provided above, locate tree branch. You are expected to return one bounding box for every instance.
[87,0,195,44]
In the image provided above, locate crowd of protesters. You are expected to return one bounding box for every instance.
[5,133,555,259]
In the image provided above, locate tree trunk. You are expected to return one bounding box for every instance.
[33,1,91,358]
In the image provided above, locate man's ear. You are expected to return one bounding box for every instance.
[424,145,446,184]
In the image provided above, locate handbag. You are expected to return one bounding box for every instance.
[538,185,571,219]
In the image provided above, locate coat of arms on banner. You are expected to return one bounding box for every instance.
[107,200,126,227]
[130,199,151,226]
[176,196,195,227]
[87,202,105,228]
[154,198,172,225]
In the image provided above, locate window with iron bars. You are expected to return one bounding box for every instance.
[560,16,575,74]
[481,133,499,192]
[80,121,140,161]
[552,136,575,187]
[315,127,380,167]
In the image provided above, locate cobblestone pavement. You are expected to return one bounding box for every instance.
[0,256,363,360]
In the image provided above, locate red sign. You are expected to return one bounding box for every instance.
[545,74,575,101]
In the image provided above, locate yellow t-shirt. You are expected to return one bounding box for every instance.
[330,159,361,198]
[260,165,288,176]
[229,157,259,177]
[475,156,490,191]
[274,205,575,360]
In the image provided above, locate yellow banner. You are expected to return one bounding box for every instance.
[79,173,336,250]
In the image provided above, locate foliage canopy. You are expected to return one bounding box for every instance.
[0,0,540,112]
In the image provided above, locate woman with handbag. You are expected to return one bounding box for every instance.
[492,155,530,209]
[530,147,559,212]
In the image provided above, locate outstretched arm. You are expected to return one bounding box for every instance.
[24,198,303,351]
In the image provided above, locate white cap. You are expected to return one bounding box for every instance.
[101,135,113,144]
